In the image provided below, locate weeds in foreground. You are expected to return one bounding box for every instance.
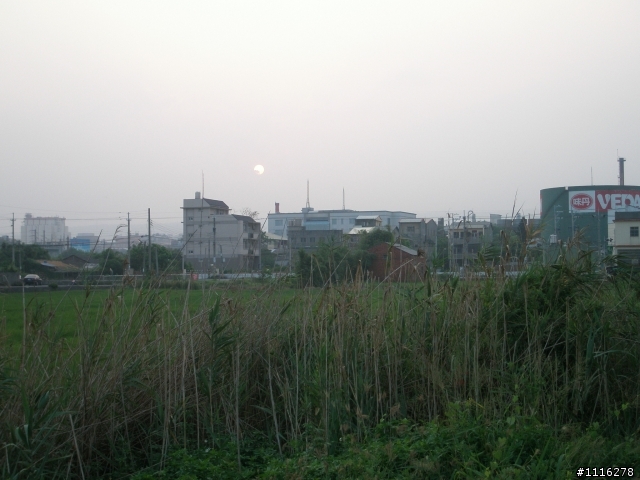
[0,251,639,478]
[132,402,639,480]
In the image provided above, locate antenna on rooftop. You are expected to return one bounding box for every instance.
[342,188,345,210]
[306,180,310,209]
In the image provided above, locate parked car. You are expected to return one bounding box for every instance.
[23,274,43,286]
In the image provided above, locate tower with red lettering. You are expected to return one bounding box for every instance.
[540,183,640,253]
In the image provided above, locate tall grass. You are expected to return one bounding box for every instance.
[1,251,639,478]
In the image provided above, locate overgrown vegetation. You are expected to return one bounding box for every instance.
[1,248,639,478]
[295,229,394,286]
[132,410,639,479]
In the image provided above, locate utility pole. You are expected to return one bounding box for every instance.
[148,208,152,274]
[447,214,452,272]
[570,209,575,241]
[127,212,131,274]
[463,211,467,269]
[434,230,438,267]
[212,215,218,268]
[11,213,15,267]
[553,205,563,239]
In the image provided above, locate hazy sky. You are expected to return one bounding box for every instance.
[1,1,639,238]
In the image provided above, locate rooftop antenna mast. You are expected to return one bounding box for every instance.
[306,180,310,209]
[342,188,345,210]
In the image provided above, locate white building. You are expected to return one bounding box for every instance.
[612,211,640,264]
[21,214,69,244]
[182,192,260,272]
[267,204,416,239]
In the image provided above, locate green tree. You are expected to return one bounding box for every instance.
[261,248,275,270]
[129,243,183,273]
[95,249,126,275]
[0,242,16,271]
[358,229,394,251]
[0,242,50,272]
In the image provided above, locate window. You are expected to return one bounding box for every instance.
[332,219,337,224]
[310,237,316,243]
[188,250,194,254]
[301,237,306,243]
[275,220,283,226]
[188,217,194,221]
[631,227,639,237]
[407,226,415,233]
[453,232,459,238]
[341,219,344,224]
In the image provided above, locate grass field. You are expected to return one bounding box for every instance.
[0,280,299,353]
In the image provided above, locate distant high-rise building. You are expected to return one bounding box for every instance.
[21,214,69,244]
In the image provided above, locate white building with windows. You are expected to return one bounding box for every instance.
[182,192,260,272]
[21,214,69,244]
[612,211,640,264]
[267,205,416,239]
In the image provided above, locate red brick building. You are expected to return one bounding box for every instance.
[367,243,426,282]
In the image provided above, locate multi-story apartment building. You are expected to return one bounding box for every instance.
[182,192,260,272]
[449,222,493,267]
[396,218,438,254]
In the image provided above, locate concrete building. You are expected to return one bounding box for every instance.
[396,218,438,254]
[287,219,344,256]
[265,232,287,251]
[267,203,417,238]
[449,222,493,267]
[612,211,640,264]
[345,216,384,246]
[21,214,69,245]
[182,192,260,272]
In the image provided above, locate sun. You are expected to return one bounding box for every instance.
[254,165,264,175]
